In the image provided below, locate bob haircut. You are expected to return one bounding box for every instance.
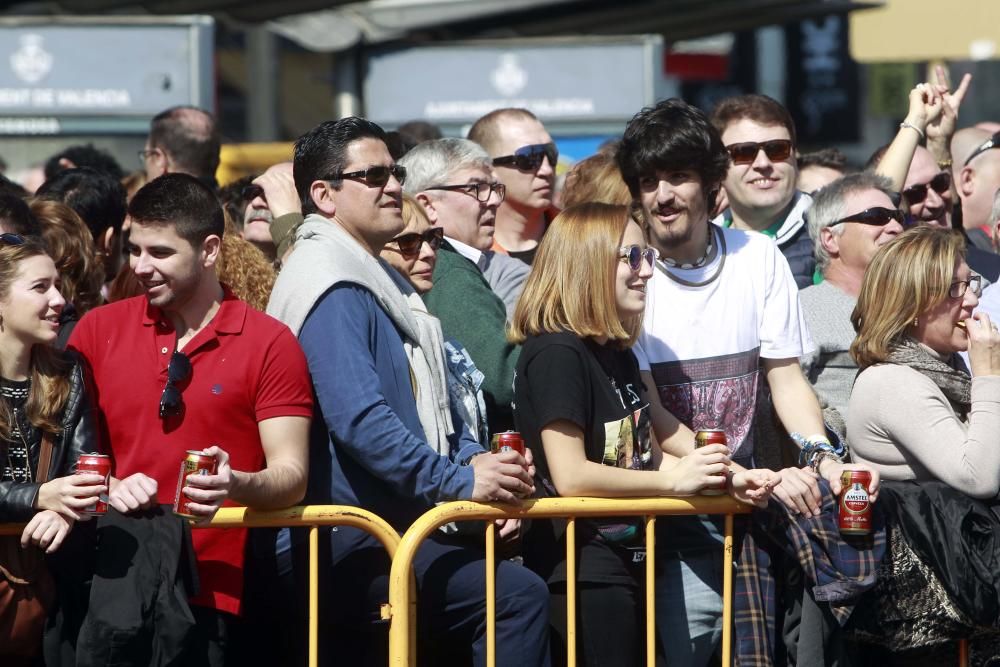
[0,237,71,437]
[509,202,640,348]
[850,226,967,369]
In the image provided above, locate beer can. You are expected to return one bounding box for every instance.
[76,453,112,515]
[838,470,873,535]
[490,431,525,458]
[173,450,218,519]
[695,430,728,495]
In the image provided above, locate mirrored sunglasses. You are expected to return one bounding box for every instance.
[619,244,658,272]
[492,143,559,171]
[391,227,444,258]
[0,233,26,246]
[725,139,793,166]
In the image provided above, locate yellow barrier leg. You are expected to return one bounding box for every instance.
[486,521,496,667]
[309,525,319,667]
[722,515,735,667]
[645,515,656,667]
[566,517,576,667]
[958,639,969,666]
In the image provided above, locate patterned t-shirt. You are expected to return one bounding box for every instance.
[1,378,32,483]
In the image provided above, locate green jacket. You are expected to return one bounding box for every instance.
[423,242,519,434]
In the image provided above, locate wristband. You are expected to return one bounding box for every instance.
[900,122,925,140]
[793,432,836,467]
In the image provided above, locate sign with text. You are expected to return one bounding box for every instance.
[0,17,213,134]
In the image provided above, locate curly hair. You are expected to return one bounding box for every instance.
[29,198,105,315]
[216,211,276,312]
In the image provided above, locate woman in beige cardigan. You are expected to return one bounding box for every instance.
[848,225,1000,496]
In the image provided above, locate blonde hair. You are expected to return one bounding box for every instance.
[216,211,276,312]
[0,238,71,437]
[509,202,640,348]
[851,226,966,369]
[560,152,632,209]
[401,192,430,231]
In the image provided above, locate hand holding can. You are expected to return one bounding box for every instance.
[695,430,729,495]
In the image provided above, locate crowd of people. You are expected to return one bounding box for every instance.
[1,65,1000,667]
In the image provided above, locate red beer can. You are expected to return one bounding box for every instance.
[173,450,218,519]
[695,429,728,495]
[838,470,873,535]
[490,431,525,458]
[76,453,112,515]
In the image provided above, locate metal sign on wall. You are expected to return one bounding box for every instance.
[0,16,214,135]
[364,36,675,129]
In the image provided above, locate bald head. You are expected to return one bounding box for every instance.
[953,126,1000,230]
[145,106,221,185]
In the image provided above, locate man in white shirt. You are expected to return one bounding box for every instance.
[400,138,524,433]
[617,98,878,666]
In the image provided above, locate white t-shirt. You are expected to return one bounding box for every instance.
[635,225,813,464]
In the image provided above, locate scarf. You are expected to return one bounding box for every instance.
[267,214,454,454]
[886,336,972,420]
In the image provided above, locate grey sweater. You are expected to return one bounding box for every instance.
[799,280,858,420]
[848,363,1000,498]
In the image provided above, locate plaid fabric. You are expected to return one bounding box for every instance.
[733,479,886,666]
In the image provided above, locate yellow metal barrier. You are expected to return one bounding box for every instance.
[2,504,400,667]
[385,496,750,667]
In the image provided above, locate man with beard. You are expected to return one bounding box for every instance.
[400,137,522,433]
[616,98,878,665]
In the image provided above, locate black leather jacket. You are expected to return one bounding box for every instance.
[0,354,99,521]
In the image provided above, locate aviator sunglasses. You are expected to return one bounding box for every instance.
[901,172,951,204]
[390,227,444,258]
[326,165,407,188]
[159,351,193,419]
[619,244,659,272]
[492,143,559,172]
[832,207,905,227]
[725,139,793,166]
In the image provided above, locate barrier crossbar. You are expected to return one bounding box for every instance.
[385,496,751,667]
[1,504,400,667]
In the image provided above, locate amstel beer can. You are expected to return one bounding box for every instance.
[695,430,728,495]
[490,431,525,458]
[173,450,218,519]
[76,453,112,515]
[838,470,873,535]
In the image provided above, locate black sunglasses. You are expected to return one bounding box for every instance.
[619,244,658,272]
[159,351,192,419]
[492,143,558,171]
[964,131,1000,166]
[0,233,26,246]
[725,139,793,166]
[833,207,905,226]
[242,183,265,202]
[902,172,951,204]
[328,165,407,188]
[390,227,444,258]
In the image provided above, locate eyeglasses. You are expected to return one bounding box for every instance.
[0,233,25,246]
[425,182,506,203]
[950,275,982,299]
[242,183,264,202]
[619,244,658,272]
[327,165,407,188]
[389,227,444,258]
[725,139,794,166]
[833,207,905,227]
[137,148,160,163]
[902,172,951,204]
[492,143,559,172]
[963,131,1000,166]
[159,351,192,419]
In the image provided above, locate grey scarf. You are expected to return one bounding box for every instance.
[887,336,972,420]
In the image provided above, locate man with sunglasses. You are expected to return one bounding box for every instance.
[400,138,525,434]
[801,173,904,420]
[67,173,314,664]
[468,108,556,266]
[709,94,816,289]
[953,126,1000,253]
[267,118,549,666]
[231,161,301,266]
[618,99,878,666]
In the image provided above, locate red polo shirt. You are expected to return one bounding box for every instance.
[68,288,313,615]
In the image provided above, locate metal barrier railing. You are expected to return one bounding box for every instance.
[384,495,751,667]
[1,505,400,667]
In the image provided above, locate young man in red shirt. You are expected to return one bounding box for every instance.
[69,172,313,664]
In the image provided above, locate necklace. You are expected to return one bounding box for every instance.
[661,236,714,269]
[658,225,728,288]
